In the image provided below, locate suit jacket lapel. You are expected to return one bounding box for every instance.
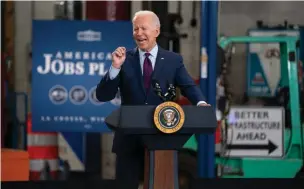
[131,48,146,95]
[152,46,165,82]
[151,47,165,81]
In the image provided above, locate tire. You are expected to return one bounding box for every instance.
[178,151,197,189]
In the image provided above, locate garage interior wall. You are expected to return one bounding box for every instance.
[12,0,304,178]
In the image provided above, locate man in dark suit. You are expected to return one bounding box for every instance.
[96,10,210,189]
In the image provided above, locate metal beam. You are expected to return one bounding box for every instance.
[198,0,218,178]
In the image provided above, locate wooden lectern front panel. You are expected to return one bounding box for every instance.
[154,150,175,189]
[144,149,176,189]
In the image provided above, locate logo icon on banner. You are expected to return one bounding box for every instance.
[153,101,185,134]
[77,30,102,42]
[69,85,88,105]
[49,85,68,105]
[89,86,104,105]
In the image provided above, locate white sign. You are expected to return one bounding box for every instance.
[249,30,299,95]
[222,107,284,158]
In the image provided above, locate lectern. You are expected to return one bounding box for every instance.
[105,102,217,189]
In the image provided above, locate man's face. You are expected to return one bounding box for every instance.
[133,14,160,52]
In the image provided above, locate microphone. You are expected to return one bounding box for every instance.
[152,80,165,102]
[164,82,176,101]
[168,84,176,99]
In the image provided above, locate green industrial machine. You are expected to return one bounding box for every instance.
[179,36,304,180]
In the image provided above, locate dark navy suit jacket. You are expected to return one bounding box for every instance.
[96,47,206,154]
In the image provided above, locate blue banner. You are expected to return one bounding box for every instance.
[32,20,135,132]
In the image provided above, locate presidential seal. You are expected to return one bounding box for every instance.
[154,101,185,134]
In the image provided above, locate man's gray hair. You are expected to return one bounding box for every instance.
[132,10,161,28]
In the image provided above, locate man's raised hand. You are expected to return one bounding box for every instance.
[112,47,126,69]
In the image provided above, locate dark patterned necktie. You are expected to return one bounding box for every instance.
[143,52,153,92]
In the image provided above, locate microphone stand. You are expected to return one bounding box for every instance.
[153,82,166,102]
[164,84,177,102]
[152,80,177,102]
